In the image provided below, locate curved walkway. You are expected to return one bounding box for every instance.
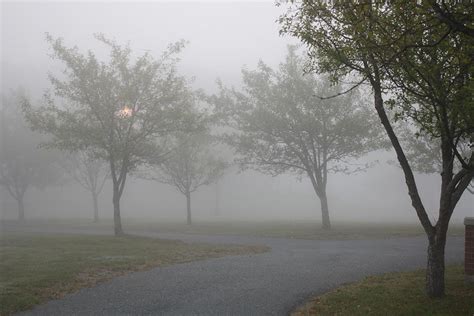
[18,230,463,315]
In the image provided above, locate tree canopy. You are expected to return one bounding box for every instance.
[214,46,383,229]
[23,34,200,235]
[279,0,474,297]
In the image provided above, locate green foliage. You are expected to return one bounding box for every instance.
[21,34,202,232]
[212,46,383,228]
[215,46,382,180]
[280,1,473,167]
[280,0,473,295]
[23,34,198,173]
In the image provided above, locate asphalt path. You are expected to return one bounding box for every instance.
[5,224,463,316]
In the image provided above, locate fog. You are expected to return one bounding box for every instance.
[1,1,472,225]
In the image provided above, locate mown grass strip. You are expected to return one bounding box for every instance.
[293,265,474,316]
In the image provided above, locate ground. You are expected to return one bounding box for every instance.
[2,221,464,316]
[2,218,465,240]
[0,233,267,315]
[292,265,474,316]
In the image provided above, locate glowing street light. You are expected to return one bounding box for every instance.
[116,106,133,118]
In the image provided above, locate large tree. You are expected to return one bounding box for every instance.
[60,152,108,222]
[280,1,474,297]
[147,131,227,225]
[0,92,60,220]
[23,34,198,235]
[214,47,382,229]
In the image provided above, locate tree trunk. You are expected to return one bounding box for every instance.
[308,173,331,230]
[1,191,7,221]
[17,197,25,221]
[426,234,446,298]
[319,191,331,230]
[214,182,220,216]
[112,186,124,236]
[92,192,99,223]
[365,56,474,299]
[186,192,192,225]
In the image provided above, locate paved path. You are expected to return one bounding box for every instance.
[10,226,463,316]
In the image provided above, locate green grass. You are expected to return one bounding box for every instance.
[3,219,464,240]
[0,233,268,315]
[293,265,474,316]
[162,222,462,239]
[108,220,464,240]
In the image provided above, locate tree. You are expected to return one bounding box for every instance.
[23,34,198,235]
[280,1,473,297]
[0,92,60,220]
[214,47,382,229]
[147,131,227,225]
[60,152,108,222]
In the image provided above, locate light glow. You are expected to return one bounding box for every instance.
[116,106,133,118]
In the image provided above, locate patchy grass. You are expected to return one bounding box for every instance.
[293,265,474,316]
[0,233,268,315]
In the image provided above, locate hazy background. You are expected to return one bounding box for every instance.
[1,1,472,224]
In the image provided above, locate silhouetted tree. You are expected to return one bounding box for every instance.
[0,92,60,220]
[60,152,108,222]
[214,47,383,229]
[23,34,198,235]
[280,0,473,297]
[147,131,227,225]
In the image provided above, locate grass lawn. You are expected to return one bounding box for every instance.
[5,219,464,240]
[293,265,474,316]
[0,233,268,315]
[109,220,465,240]
[2,219,464,240]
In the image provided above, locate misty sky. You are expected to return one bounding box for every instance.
[1,1,472,224]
